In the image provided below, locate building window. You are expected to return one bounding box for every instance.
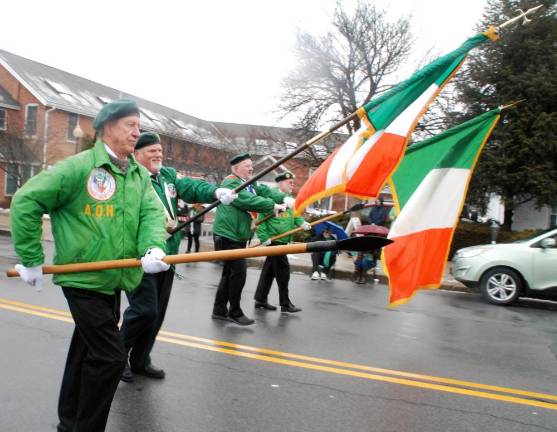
[4,164,35,196]
[550,207,557,228]
[0,109,6,130]
[67,113,78,141]
[25,105,38,136]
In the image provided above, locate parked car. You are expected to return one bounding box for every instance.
[452,228,557,305]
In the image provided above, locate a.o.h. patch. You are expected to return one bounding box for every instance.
[87,168,116,201]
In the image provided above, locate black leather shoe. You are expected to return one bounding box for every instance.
[121,363,134,383]
[211,312,230,321]
[132,363,165,379]
[228,314,255,325]
[254,301,277,311]
[281,303,302,313]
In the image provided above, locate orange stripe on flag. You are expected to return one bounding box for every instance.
[294,148,339,213]
[384,228,453,305]
[345,133,406,196]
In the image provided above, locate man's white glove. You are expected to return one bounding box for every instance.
[215,188,237,205]
[302,222,312,231]
[15,264,43,292]
[274,203,287,215]
[283,197,295,209]
[141,248,170,274]
[261,239,272,246]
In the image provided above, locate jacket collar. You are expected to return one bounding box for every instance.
[92,140,138,174]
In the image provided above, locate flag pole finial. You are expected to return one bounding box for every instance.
[499,99,527,111]
[498,5,543,30]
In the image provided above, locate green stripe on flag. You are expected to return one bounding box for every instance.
[363,33,488,131]
[392,108,501,209]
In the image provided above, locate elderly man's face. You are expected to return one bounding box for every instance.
[278,179,294,194]
[103,115,141,159]
[135,143,163,174]
[232,159,253,179]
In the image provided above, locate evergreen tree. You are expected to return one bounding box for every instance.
[454,0,557,229]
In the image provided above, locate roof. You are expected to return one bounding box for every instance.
[0,85,19,110]
[0,48,347,158]
[0,48,222,148]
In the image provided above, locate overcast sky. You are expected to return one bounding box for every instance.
[2,0,488,126]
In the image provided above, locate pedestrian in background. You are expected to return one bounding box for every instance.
[186,203,205,253]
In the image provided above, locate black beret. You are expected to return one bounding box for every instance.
[275,172,294,182]
[135,132,161,150]
[230,152,251,166]
[93,99,140,131]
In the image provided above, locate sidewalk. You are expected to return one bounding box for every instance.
[0,212,468,293]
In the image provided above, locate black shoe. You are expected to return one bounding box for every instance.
[228,314,255,326]
[254,301,277,311]
[211,312,229,321]
[281,303,302,313]
[121,363,134,383]
[132,363,165,379]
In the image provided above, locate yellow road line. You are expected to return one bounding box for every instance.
[2,298,557,411]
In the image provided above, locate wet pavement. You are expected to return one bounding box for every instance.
[1,235,557,431]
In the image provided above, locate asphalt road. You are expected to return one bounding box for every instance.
[1,236,556,431]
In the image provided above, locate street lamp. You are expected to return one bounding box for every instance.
[73,123,84,154]
[490,219,500,244]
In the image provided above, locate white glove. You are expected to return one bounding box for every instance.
[261,239,272,246]
[141,248,170,274]
[215,188,237,205]
[274,203,287,215]
[15,264,43,292]
[302,222,312,231]
[283,197,295,209]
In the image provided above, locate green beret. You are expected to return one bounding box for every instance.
[135,132,161,150]
[230,152,251,166]
[93,99,140,131]
[275,172,294,182]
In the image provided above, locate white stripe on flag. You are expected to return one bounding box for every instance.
[345,130,384,180]
[389,168,469,238]
[386,84,438,136]
[325,123,368,189]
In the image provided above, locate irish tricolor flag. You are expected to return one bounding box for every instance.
[294,28,499,216]
[383,108,502,306]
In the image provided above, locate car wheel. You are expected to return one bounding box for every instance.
[479,267,523,305]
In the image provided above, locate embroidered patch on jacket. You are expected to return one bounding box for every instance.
[87,168,116,201]
[167,183,177,198]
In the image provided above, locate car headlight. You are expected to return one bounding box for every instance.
[455,248,487,258]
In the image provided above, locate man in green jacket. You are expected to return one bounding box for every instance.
[120,132,236,382]
[11,100,169,432]
[254,172,312,313]
[212,153,289,325]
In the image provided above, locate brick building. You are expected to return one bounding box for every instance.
[0,48,356,213]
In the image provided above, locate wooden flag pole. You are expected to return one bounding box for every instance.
[250,203,367,247]
[167,112,358,235]
[6,236,391,277]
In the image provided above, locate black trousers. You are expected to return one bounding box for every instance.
[186,232,200,253]
[254,253,291,306]
[311,251,337,273]
[57,287,126,432]
[213,235,247,318]
[120,268,175,370]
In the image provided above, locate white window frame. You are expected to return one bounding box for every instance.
[4,163,38,196]
[0,108,6,130]
[24,104,38,137]
[67,113,79,142]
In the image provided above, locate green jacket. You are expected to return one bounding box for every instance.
[152,167,216,255]
[256,192,305,245]
[10,140,167,295]
[213,175,285,242]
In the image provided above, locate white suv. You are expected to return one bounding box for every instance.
[452,228,557,305]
